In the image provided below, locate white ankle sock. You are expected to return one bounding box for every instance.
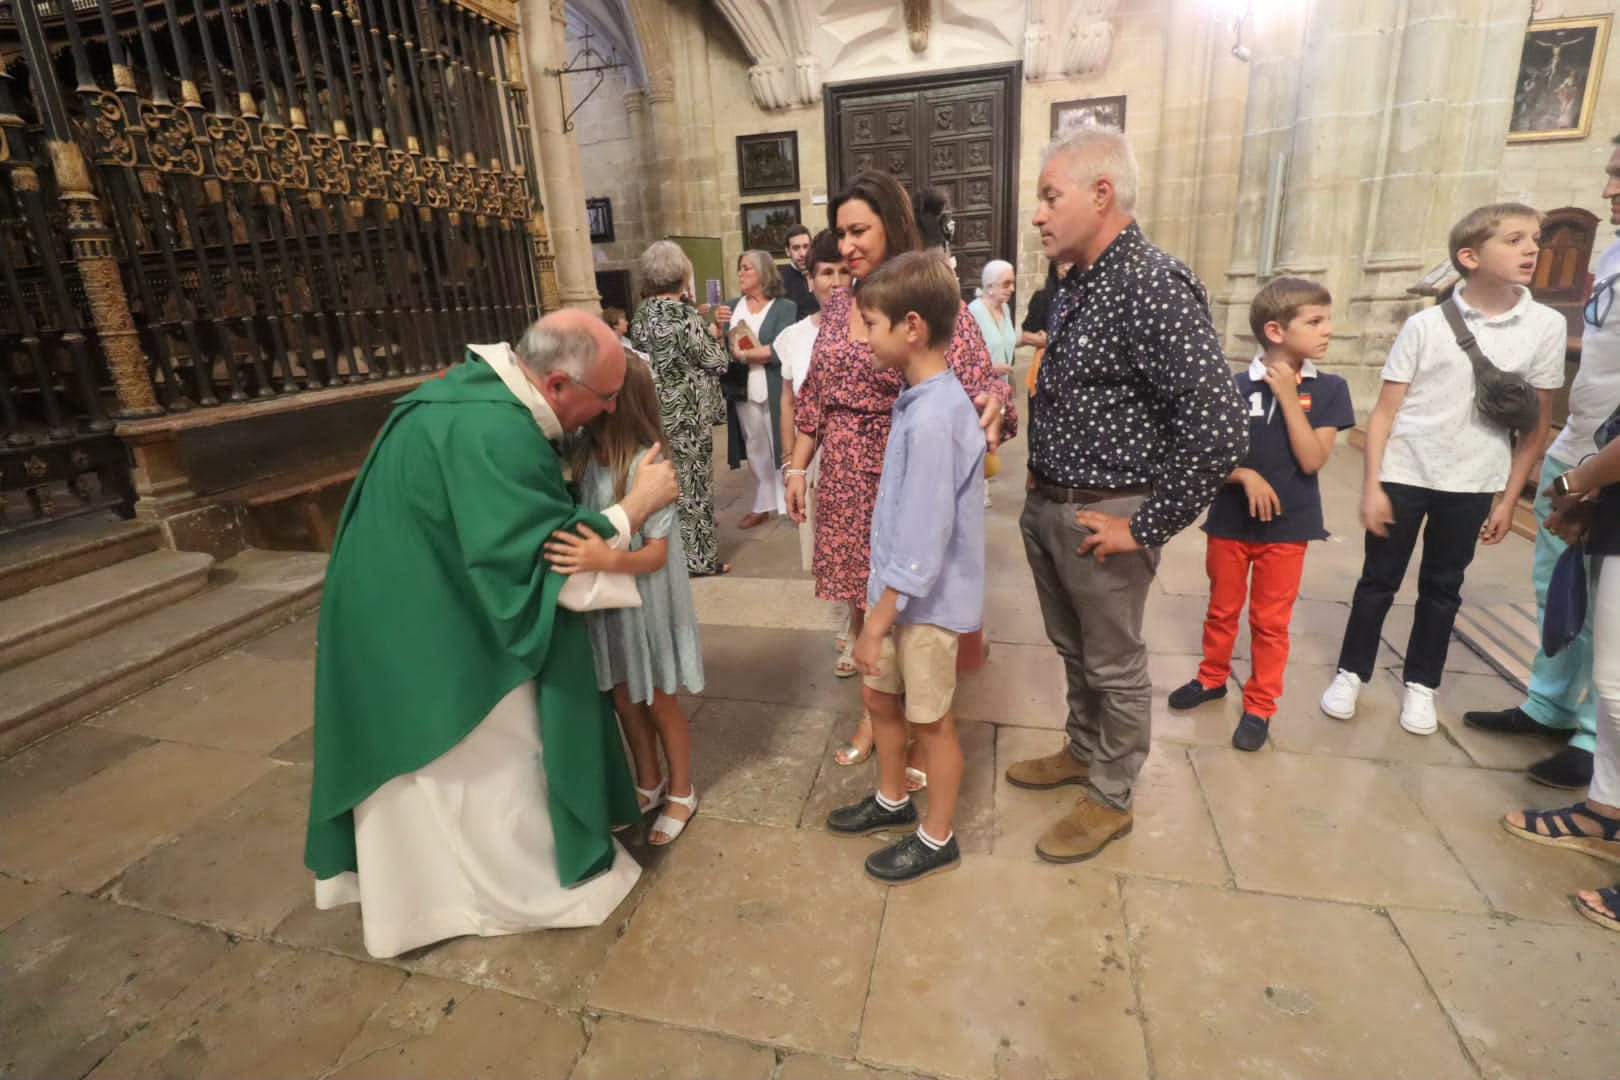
[875,790,909,811]
[916,825,953,849]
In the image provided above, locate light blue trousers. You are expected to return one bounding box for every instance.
[1523,456,1598,752]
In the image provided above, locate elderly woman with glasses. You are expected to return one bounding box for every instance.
[722,249,799,529]
[629,240,732,576]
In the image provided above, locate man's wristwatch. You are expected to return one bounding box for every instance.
[1553,472,1578,498]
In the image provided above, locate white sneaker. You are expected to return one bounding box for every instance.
[1399,682,1438,736]
[1319,670,1363,720]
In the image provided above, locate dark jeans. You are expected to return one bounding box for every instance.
[1337,482,1494,689]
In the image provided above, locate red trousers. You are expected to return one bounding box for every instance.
[1196,537,1308,718]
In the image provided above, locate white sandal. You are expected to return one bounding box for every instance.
[648,787,698,847]
[614,778,666,832]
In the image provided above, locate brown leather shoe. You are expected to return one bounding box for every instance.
[1005,749,1090,790]
[1035,795,1133,863]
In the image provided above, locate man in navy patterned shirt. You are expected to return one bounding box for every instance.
[1005,124,1248,863]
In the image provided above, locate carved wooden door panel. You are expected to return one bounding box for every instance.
[826,65,1021,298]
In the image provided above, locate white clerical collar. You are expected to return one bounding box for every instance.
[467,342,563,440]
[1247,353,1320,381]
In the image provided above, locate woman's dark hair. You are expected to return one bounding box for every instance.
[828,171,920,265]
[913,187,955,253]
[806,228,841,275]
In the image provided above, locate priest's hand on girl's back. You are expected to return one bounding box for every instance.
[621,442,679,532]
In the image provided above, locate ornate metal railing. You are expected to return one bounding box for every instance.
[0,0,550,534]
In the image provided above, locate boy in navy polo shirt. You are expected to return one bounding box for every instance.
[1168,278,1354,750]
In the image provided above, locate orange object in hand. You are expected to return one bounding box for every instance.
[984,450,1002,479]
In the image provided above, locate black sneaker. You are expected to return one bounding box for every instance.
[1168,678,1228,711]
[1231,712,1270,752]
[865,830,961,884]
[1463,707,1568,739]
[827,794,917,836]
[1528,746,1595,790]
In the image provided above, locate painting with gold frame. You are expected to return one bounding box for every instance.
[1508,15,1611,143]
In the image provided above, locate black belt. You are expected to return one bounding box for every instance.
[1027,475,1152,505]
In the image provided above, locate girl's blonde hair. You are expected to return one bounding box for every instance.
[572,354,668,502]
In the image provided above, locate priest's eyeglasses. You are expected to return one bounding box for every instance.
[569,373,622,404]
[1586,273,1618,330]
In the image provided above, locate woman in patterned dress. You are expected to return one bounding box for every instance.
[630,240,731,576]
[785,170,1017,764]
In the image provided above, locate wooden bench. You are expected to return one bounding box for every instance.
[217,457,363,551]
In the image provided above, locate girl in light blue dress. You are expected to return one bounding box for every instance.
[549,356,704,846]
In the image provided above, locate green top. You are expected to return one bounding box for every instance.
[304,355,640,887]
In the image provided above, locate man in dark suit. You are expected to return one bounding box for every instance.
[779,224,818,318]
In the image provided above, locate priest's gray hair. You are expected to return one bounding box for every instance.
[639,239,693,297]
[514,323,596,381]
[1041,123,1138,214]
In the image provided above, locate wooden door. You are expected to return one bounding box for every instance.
[825,64,1021,298]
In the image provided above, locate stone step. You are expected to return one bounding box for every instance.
[0,550,327,757]
[0,550,215,672]
[0,517,162,602]
[1453,601,1537,694]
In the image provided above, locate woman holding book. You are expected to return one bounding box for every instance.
[722,250,797,529]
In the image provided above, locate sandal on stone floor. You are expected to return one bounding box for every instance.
[614,778,667,832]
[905,767,928,792]
[1574,885,1620,932]
[835,714,874,766]
[834,642,858,678]
[1501,803,1620,866]
[648,787,698,847]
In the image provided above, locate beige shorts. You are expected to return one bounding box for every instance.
[862,623,960,725]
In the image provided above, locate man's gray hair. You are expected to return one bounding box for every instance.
[514,322,596,380]
[1040,123,1139,214]
[639,239,693,297]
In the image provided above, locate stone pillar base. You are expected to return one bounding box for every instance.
[125,430,247,560]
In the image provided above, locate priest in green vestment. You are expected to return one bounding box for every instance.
[304,310,678,959]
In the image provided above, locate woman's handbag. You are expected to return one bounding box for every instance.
[1439,299,1541,435]
[1542,541,1587,658]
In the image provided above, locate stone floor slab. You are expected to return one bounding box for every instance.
[1428,671,1564,771]
[1391,907,1620,1080]
[0,894,229,1080]
[0,741,275,891]
[0,872,55,932]
[1148,652,1248,747]
[270,725,316,763]
[701,625,856,712]
[991,728,1229,885]
[0,723,152,820]
[237,611,318,662]
[952,642,1067,729]
[326,976,586,1080]
[1266,665,1474,766]
[86,940,404,1079]
[590,817,884,1056]
[570,1015,776,1080]
[690,698,840,828]
[1399,763,1604,926]
[1194,748,1489,912]
[91,650,314,754]
[274,861,662,1010]
[1379,603,1505,678]
[859,858,1146,1080]
[778,1055,931,1080]
[1126,878,1476,1080]
[692,575,845,634]
[110,763,311,936]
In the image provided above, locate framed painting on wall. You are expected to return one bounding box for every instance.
[1050,95,1127,138]
[1508,15,1611,143]
[737,131,800,196]
[741,200,801,254]
[586,197,614,243]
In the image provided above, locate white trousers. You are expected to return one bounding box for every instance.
[738,399,786,515]
[1587,557,1620,806]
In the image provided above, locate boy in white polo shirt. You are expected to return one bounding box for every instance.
[1320,203,1565,735]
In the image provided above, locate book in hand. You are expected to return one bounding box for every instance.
[727,324,758,354]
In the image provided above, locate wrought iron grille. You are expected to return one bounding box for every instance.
[0,0,548,533]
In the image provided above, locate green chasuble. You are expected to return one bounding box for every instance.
[304,356,641,887]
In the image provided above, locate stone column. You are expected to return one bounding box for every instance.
[516,0,599,311]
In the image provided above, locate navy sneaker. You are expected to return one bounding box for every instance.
[865,831,960,884]
[1168,678,1228,711]
[827,794,917,836]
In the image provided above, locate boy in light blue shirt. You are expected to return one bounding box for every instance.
[826,251,985,884]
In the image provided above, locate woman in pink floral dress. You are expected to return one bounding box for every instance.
[786,170,1016,764]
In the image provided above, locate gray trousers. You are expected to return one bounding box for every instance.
[1020,490,1160,810]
